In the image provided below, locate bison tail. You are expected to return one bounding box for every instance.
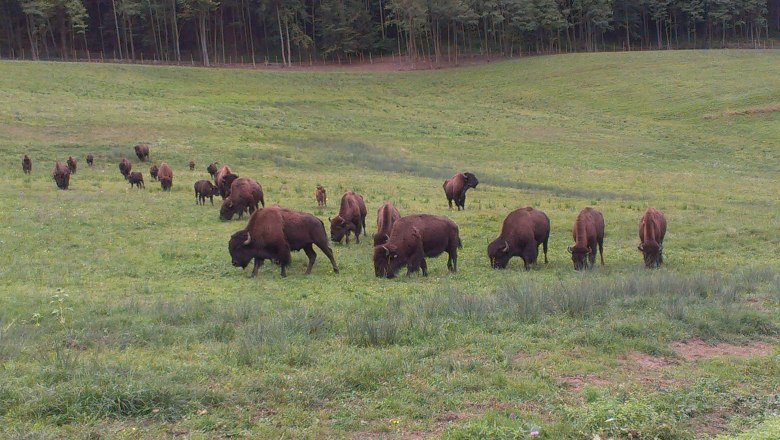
[458,237,463,249]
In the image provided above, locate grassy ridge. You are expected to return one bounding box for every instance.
[0,50,778,438]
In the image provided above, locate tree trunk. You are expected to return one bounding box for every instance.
[199,12,209,65]
[111,0,122,59]
[276,4,286,65]
[171,0,180,61]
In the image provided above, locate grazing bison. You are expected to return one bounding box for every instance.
[66,156,77,174]
[373,214,461,278]
[330,191,367,244]
[443,172,479,210]
[188,160,195,171]
[119,158,132,179]
[488,207,550,270]
[568,207,605,271]
[373,202,401,246]
[215,165,239,199]
[315,185,327,207]
[134,144,150,161]
[86,154,94,166]
[229,205,339,278]
[150,164,159,181]
[638,208,667,269]
[207,163,218,179]
[220,177,265,220]
[194,180,220,205]
[157,162,173,191]
[127,171,145,189]
[52,162,71,189]
[22,155,32,174]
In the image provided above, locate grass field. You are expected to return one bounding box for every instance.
[1,50,779,439]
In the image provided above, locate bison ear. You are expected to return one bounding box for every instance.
[567,246,573,254]
[243,232,252,246]
[502,240,510,253]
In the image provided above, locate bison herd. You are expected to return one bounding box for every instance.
[23,150,668,277]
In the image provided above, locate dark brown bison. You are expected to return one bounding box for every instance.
[373,202,401,246]
[215,165,239,199]
[443,172,479,210]
[229,205,339,278]
[373,214,461,278]
[330,191,367,244]
[53,162,71,189]
[119,158,132,179]
[488,207,550,270]
[207,163,218,179]
[127,171,145,189]
[638,208,667,269]
[22,155,31,174]
[568,207,605,270]
[86,154,94,166]
[188,160,195,171]
[134,144,150,161]
[220,177,265,220]
[157,162,173,191]
[194,180,220,205]
[315,185,327,207]
[150,164,159,181]
[66,156,77,174]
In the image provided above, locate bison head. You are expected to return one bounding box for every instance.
[373,244,403,278]
[464,172,479,189]
[53,171,70,190]
[329,216,353,243]
[220,199,238,220]
[638,241,663,269]
[568,245,592,271]
[159,177,172,191]
[487,239,512,269]
[228,230,254,268]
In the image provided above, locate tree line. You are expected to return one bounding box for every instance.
[1,0,778,66]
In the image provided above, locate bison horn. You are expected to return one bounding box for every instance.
[385,234,390,242]
[243,233,252,246]
[502,241,510,253]
[659,245,663,252]
[567,246,573,254]
[382,245,390,257]
[638,243,645,251]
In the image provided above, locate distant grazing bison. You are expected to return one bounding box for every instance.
[568,207,605,270]
[194,180,219,205]
[127,171,145,189]
[207,163,218,179]
[638,208,667,268]
[330,191,367,244]
[150,164,159,181]
[443,172,479,210]
[315,185,327,207]
[373,202,401,246]
[53,162,71,189]
[229,205,339,278]
[220,177,265,220]
[134,144,150,161]
[373,214,461,278]
[215,165,239,199]
[157,162,173,191]
[66,156,77,174]
[86,154,94,166]
[488,207,550,270]
[119,158,132,179]
[22,155,31,174]
[188,160,195,171]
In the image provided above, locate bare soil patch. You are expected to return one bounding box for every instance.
[561,373,613,392]
[671,338,773,361]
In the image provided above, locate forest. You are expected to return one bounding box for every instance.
[0,0,778,66]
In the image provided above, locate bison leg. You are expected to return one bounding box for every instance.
[302,245,317,274]
[315,242,339,274]
[209,196,214,206]
[251,258,265,278]
[420,258,428,277]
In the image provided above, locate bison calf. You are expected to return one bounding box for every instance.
[127,171,145,189]
[330,191,367,244]
[22,155,32,174]
[119,158,132,179]
[86,154,94,166]
[150,165,159,181]
[488,207,550,270]
[67,156,77,174]
[220,177,265,220]
[568,207,605,271]
[157,162,173,191]
[443,172,479,210]
[53,162,71,189]
[207,163,218,179]
[188,160,195,171]
[315,185,327,207]
[194,180,219,205]
[638,208,667,269]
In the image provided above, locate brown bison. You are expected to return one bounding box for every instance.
[228,205,339,278]
[22,155,32,174]
[134,144,150,161]
[488,207,550,270]
[53,162,71,189]
[215,165,239,199]
[188,160,195,171]
[220,177,265,220]
[373,202,401,246]
[638,208,667,269]
[194,180,220,205]
[568,207,605,270]
[443,172,479,210]
[207,163,218,179]
[150,164,159,181]
[315,185,327,207]
[157,162,173,191]
[67,156,77,174]
[86,154,94,166]
[330,191,367,244]
[373,214,461,278]
[127,171,145,189]
[119,158,132,179]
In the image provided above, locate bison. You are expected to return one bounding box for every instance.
[330,191,367,244]
[134,144,150,161]
[150,164,159,181]
[215,165,239,199]
[67,156,77,174]
[86,154,94,166]
[443,172,479,210]
[194,180,220,205]
[22,155,32,174]
[127,171,145,189]
[188,160,195,171]
[638,208,667,269]
[568,207,605,271]
[315,185,327,207]
[157,162,173,191]
[488,207,550,270]
[220,177,265,220]
[373,201,401,246]
[228,205,339,278]
[53,162,71,189]
[373,214,461,278]
[119,158,132,179]
[207,163,218,179]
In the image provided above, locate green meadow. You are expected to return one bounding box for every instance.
[0,50,779,438]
